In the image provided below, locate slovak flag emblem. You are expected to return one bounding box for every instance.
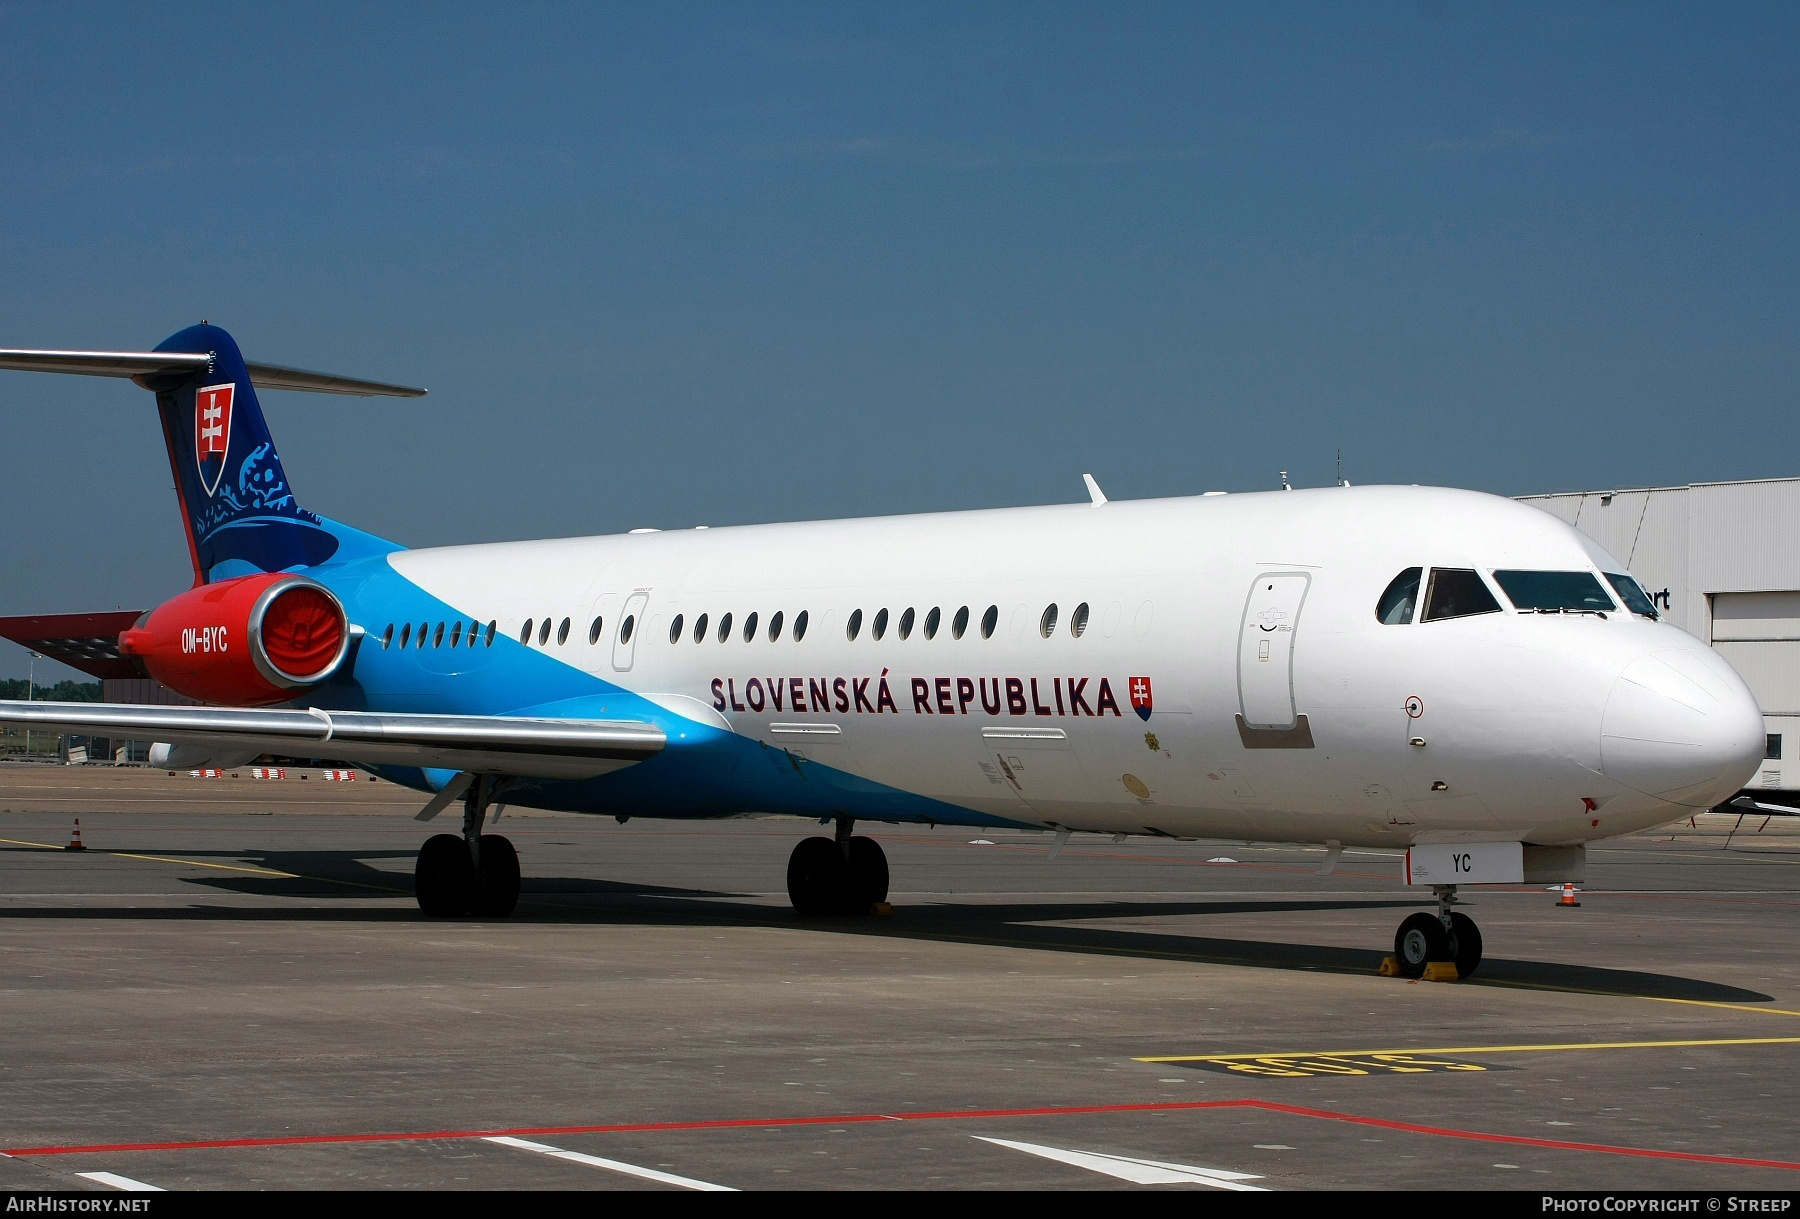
[1129,676,1153,721]
[194,382,234,497]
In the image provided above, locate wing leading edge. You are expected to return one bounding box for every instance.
[0,701,664,780]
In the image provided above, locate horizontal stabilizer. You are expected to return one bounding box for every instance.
[0,701,664,780]
[0,348,426,397]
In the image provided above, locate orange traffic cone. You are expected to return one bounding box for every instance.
[65,818,86,852]
[1557,882,1580,908]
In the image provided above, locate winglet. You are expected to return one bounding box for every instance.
[1082,473,1107,507]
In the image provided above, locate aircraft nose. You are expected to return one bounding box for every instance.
[1600,647,1765,807]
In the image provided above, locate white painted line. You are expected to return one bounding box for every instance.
[76,1171,164,1192]
[976,1136,1267,1190]
[483,1135,736,1191]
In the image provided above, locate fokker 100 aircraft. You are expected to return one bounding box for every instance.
[0,324,1767,979]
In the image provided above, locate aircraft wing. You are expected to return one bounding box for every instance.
[1727,795,1800,817]
[0,700,663,780]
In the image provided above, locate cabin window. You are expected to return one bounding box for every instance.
[793,610,809,641]
[693,612,708,643]
[846,609,863,641]
[1071,602,1089,638]
[399,623,412,648]
[1040,604,1059,638]
[485,620,497,647]
[769,610,785,641]
[924,607,941,639]
[952,606,970,639]
[669,614,684,644]
[743,611,759,642]
[417,622,428,648]
[519,619,533,644]
[898,608,915,640]
[620,615,635,645]
[449,621,462,648]
[1493,571,1615,614]
[873,608,889,641]
[432,622,445,648]
[467,621,479,647]
[381,624,394,649]
[1376,568,1422,625]
[981,604,999,639]
[557,618,571,645]
[1421,569,1502,622]
[588,616,604,644]
[538,618,552,646]
[717,612,733,643]
[1605,573,1659,619]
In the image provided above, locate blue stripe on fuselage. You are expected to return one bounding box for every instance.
[296,555,1028,829]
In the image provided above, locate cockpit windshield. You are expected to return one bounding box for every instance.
[1421,568,1502,621]
[1375,567,1422,625]
[1604,573,1660,619]
[1492,570,1616,614]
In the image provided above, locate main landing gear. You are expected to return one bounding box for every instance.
[1393,886,1482,979]
[787,817,889,916]
[415,775,520,918]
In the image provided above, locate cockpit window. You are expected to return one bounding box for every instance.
[1421,568,1502,622]
[1376,568,1422,625]
[1493,570,1615,614]
[1604,573,1659,619]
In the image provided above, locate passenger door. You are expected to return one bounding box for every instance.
[1238,573,1309,730]
[612,590,650,673]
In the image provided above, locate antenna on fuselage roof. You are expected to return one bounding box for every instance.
[1082,473,1107,506]
[1337,448,1350,487]
[1279,470,1292,491]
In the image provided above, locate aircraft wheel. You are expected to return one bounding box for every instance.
[1447,911,1483,978]
[471,834,521,917]
[787,836,843,916]
[416,833,474,917]
[1394,912,1448,979]
[845,836,889,911]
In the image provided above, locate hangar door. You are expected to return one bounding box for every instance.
[1711,591,1800,714]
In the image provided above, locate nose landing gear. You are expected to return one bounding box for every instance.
[787,817,889,915]
[415,775,520,917]
[1393,886,1482,979]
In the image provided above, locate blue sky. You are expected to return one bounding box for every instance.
[2,2,1796,680]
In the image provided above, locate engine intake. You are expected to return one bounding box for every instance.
[119,574,351,705]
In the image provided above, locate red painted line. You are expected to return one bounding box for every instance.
[1244,1101,1800,1171]
[6,1098,1798,1171]
[0,1102,1230,1157]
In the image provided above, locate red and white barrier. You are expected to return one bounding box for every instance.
[321,769,357,781]
[250,767,288,779]
[188,768,226,778]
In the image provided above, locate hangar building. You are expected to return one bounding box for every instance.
[1519,476,1800,796]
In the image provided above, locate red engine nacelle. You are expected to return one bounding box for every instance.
[119,574,351,706]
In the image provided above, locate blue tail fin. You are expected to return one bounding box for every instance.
[149,323,400,583]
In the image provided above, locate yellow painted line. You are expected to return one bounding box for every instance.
[1477,976,1800,1019]
[0,836,407,894]
[1648,997,1800,1019]
[1135,1035,1800,1063]
[110,851,293,877]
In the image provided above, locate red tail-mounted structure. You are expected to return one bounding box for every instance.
[118,574,352,705]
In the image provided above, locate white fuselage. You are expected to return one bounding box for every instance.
[383,485,1765,848]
